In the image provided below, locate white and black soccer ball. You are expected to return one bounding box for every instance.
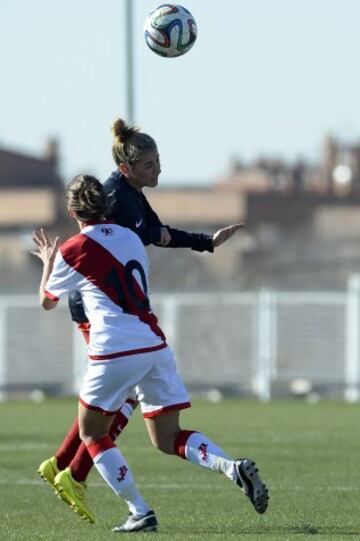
[144,4,197,58]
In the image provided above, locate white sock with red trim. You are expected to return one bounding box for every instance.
[174,430,237,482]
[87,436,150,517]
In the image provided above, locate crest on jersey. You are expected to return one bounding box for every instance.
[101,227,114,236]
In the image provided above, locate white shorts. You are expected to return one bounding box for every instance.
[79,346,191,418]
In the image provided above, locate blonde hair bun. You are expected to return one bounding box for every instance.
[112,118,138,143]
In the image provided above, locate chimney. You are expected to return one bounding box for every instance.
[44,138,59,168]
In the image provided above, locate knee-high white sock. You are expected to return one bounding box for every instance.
[174,430,237,482]
[87,436,150,517]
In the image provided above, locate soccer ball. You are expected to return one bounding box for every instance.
[144,4,197,58]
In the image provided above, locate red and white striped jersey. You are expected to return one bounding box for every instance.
[45,220,166,360]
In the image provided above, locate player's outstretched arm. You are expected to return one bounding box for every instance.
[212,223,244,249]
[31,228,59,310]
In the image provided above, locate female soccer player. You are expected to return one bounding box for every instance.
[38,116,245,523]
[104,117,243,250]
[32,175,268,533]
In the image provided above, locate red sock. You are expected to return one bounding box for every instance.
[68,442,93,482]
[55,416,82,470]
[174,430,196,459]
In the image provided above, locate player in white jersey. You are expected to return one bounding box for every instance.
[32,174,268,533]
[38,116,245,522]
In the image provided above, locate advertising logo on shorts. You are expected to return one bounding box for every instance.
[117,465,128,482]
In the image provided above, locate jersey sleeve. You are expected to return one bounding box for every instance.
[45,250,82,301]
[107,190,162,245]
[143,195,213,252]
[166,227,214,252]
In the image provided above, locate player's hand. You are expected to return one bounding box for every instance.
[31,228,60,266]
[156,227,172,246]
[212,223,244,248]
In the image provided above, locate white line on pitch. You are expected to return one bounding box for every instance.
[0,480,359,492]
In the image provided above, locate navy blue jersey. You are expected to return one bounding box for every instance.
[104,170,214,253]
[69,170,213,323]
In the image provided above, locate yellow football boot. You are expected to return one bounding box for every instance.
[38,456,59,486]
[38,456,72,506]
[54,468,95,524]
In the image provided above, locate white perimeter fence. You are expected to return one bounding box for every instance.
[1,276,360,401]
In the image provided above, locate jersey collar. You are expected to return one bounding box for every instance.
[83,219,115,226]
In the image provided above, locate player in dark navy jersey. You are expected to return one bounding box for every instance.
[39,118,244,523]
[68,118,243,322]
[104,117,242,251]
[104,168,214,251]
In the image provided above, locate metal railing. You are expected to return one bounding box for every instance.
[1,277,360,401]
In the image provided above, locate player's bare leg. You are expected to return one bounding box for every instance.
[145,410,269,514]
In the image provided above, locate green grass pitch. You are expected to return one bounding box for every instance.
[1,398,360,540]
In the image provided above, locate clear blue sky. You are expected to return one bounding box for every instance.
[1,0,360,185]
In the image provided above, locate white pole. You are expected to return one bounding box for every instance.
[72,326,88,395]
[125,0,135,123]
[0,301,7,400]
[160,294,178,355]
[254,289,275,401]
[345,274,360,402]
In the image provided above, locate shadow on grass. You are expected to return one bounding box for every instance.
[292,523,359,536]
[188,524,360,536]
